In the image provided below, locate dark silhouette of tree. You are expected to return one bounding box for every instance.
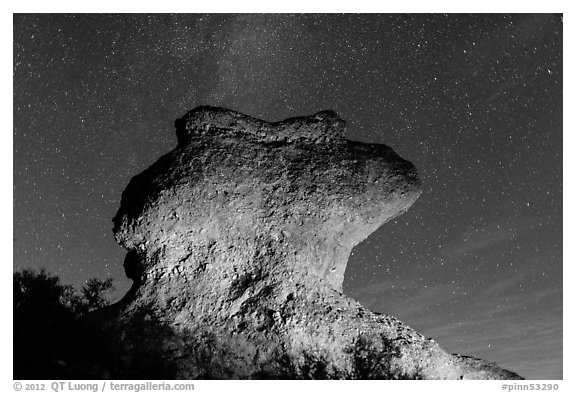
[81,277,114,313]
[60,284,84,313]
[14,269,76,378]
[13,268,115,379]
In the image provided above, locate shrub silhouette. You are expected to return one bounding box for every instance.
[81,277,114,313]
[13,268,115,379]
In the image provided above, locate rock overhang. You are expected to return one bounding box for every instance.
[113,106,421,291]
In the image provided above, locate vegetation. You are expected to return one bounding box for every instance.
[13,268,115,379]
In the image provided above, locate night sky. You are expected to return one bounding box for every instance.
[13,14,562,379]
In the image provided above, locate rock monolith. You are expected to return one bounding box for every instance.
[85,106,522,379]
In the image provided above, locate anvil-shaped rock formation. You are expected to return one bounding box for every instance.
[94,106,521,379]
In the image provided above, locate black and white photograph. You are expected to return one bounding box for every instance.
[11,8,564,385]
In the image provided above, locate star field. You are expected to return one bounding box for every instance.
[13,14,562,378]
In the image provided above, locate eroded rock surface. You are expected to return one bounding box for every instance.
[90,106,522,379]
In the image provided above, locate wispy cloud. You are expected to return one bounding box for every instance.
[348,272,562,379]
[440,221,530,261]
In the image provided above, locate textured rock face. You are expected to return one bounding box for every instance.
[99,106,522,379]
